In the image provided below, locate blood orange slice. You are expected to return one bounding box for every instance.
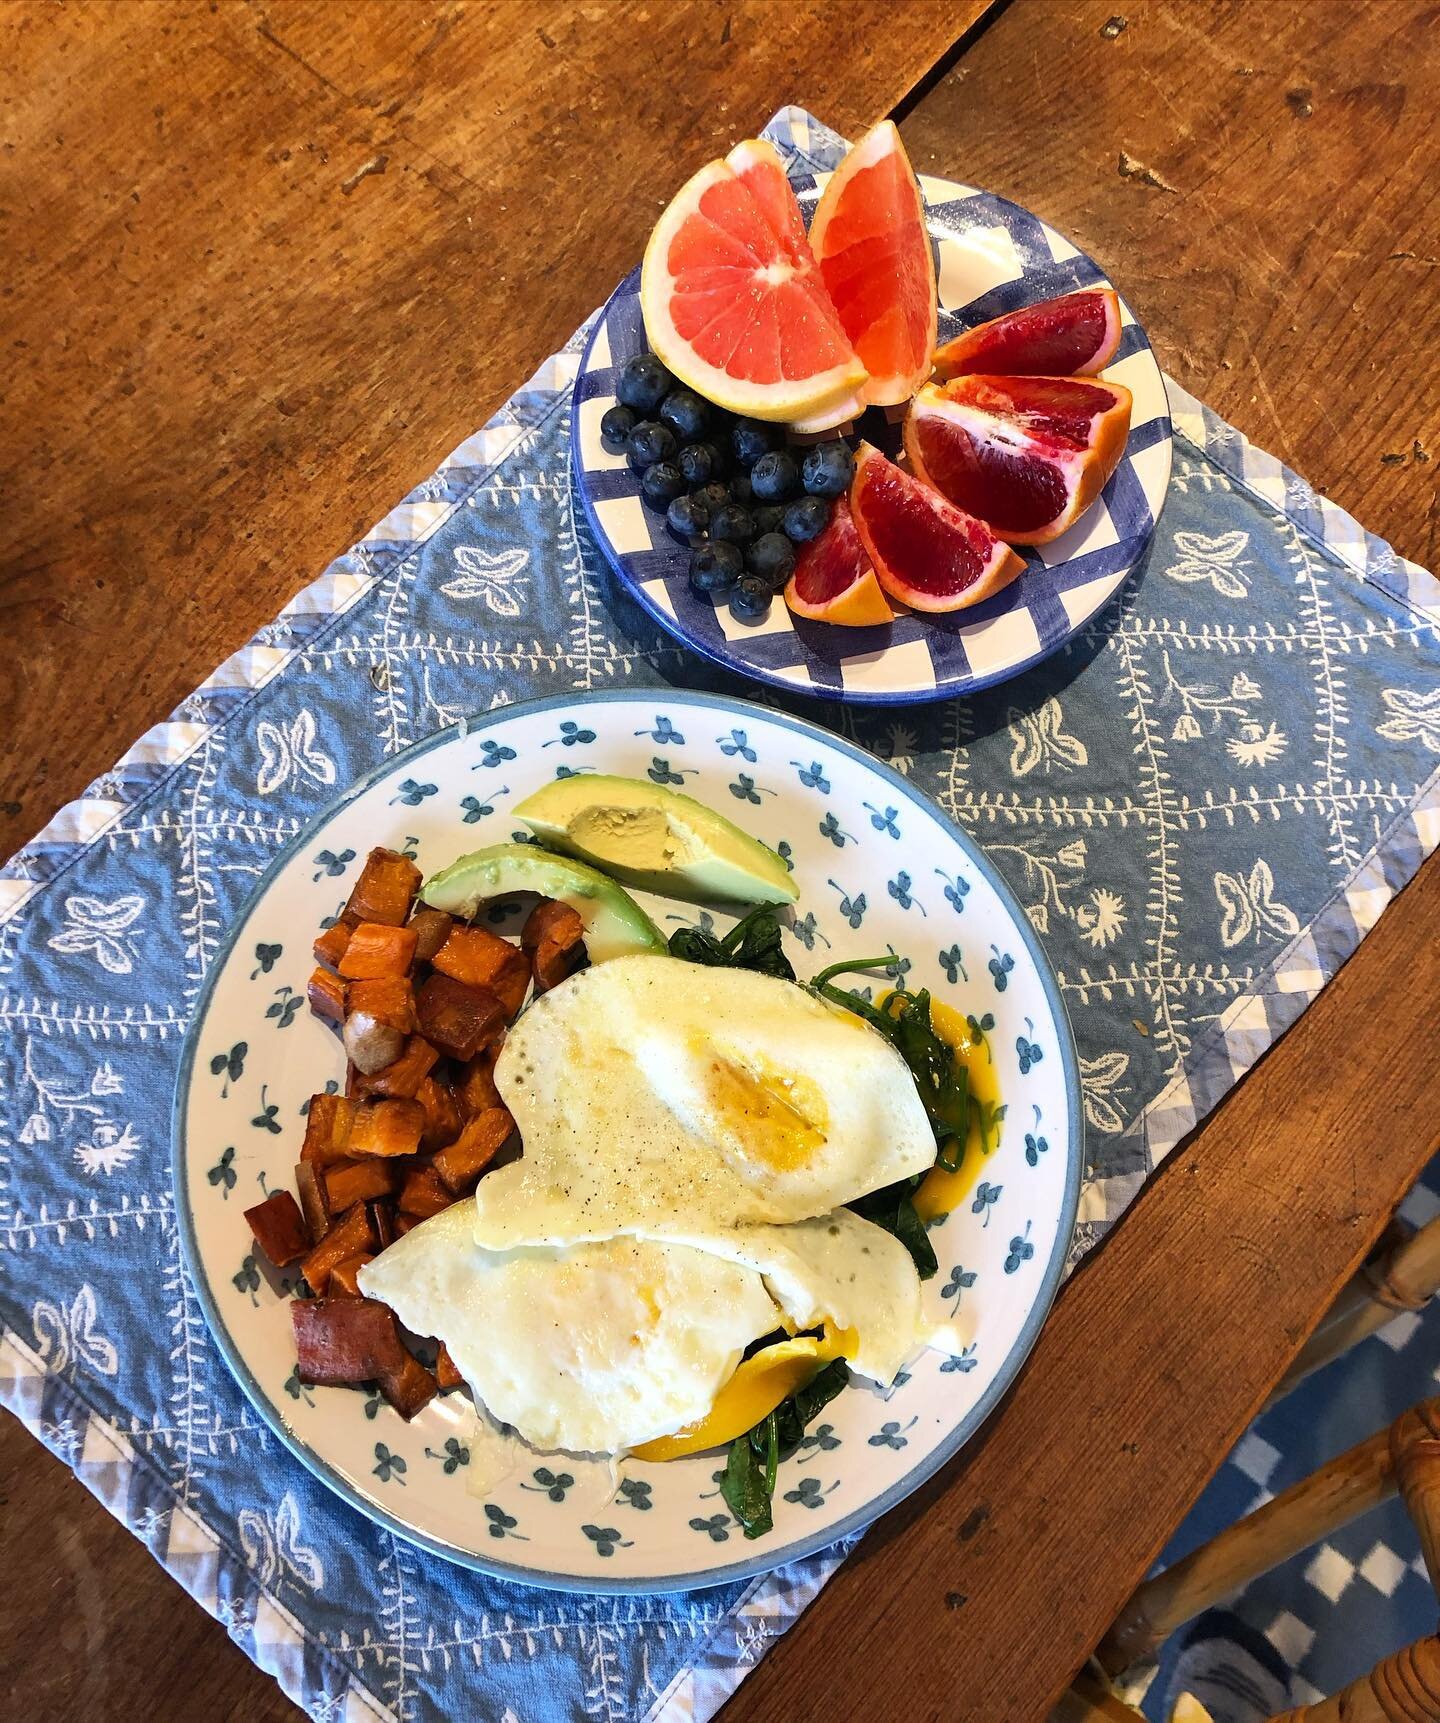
[933,288,1122,380]
[849,442,1024,615]
[905,375,1132,546]
[784,494,894,626]
[641,140,865,423]
[809,121,936,408]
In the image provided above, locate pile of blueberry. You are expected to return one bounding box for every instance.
[601,352,855,621]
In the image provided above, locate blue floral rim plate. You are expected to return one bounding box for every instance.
[571,170,1172,705]
[172,690,1082,1592]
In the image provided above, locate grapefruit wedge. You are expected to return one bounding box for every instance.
[933,288,1122,380]
[850,442,1024,615]
[784,494,894,626]
[641,139,865,423]
[809,121,937,408]
[905,375,1132,546]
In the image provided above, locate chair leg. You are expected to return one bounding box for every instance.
[1266,1635,1440,1721]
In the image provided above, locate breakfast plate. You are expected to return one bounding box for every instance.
[174,690,1081,1591]
[572,172,1172,705]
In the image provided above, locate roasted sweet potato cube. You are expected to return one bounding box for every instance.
[342,847,422,929]
[523,898,585,993]
[301,1203,378,1295]
[433,1107,514,1194]
[415,972,505,1060]
[380,1350,438,1420]
[416,1073,463,1151]
[455,1052,503,1118]
[369,1199,396,1250]
[308,967,346,1024]
[296,1161,330,1241]
[434,1344,465,1392]
[394,1212,421,1236]
[408,906,455,966]
[339,921,418,980]
[324,1157,398,1210]
[432,925,530,1016]
[244,1190,309,1267]
[301,1093,356,1166]
[365,1035,440,1100]
[399,1162,454,1218]
[326,1253,375,1299]
[346,975,415,1034]
[313,922,353,971]
[347,1097,426,1158]
[292,1296,398,1383]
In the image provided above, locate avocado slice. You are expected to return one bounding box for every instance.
[514,773,798,906]
[420,842,666,962]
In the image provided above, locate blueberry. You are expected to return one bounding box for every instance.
[783,494,831,543]
[731,418,783,468]
[600,404,637,449]
[750,449,801,502]
[616,353,674,414]
[659,389,710,442]
[746,532,797,591]
[729,471,754,504]
[729,575,773,620]
[709,503,756,545]
[666,493,710,540]
[694,481,731,513]
[690,541,745,594]
[626,421,677,471]
[677,443,716,487]
[801,440,854,497]
[752,503,786,537]
[641,461,686,508]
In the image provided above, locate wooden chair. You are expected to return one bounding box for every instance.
[1052,1210,1440,1723]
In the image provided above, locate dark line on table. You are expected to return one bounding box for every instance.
[888,0,1018,123]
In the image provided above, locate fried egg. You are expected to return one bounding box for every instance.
[468,955,935,1249]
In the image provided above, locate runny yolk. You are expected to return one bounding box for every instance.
[892,992,1005,1223]
[697,1048,828,1171]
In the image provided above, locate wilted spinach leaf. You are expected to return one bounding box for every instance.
[668,904,795,981]
[720,1359,850,1538]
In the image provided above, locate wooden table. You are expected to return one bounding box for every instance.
[3,3,1437,1718]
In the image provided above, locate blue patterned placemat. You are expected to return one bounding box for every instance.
[2,108,1438,1723]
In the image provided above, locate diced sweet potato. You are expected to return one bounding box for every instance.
[301,1203,378,1295]
[296,1160,330,1241]
[347,1097,426,1158]
[326,1253,375,1299]
[369,1199,396,1250]
[346,1061,374,1100]
[244,1190,309,1267]
[435,1343,465,1392]
[381,1350,438,1420]
[324,1158,398,1211]
[399,1162,454,1218]
[293,1296,399,1382]
[308,967,346,1024]
[416,1073,463,1151]
[365,1035,440,1101]
[346,975,415,1032]
[313,922,353,971]
[415,972,505,1060]
[342,847,422,929]
[394,1212,421,1236]
[409,906,455,965]
[433,1107,514,1194]
[455,1052,503,1117]
[523,898,585,993]
[432,925,530,1017]
[339,921,418,980]
[301,1093,355,1166]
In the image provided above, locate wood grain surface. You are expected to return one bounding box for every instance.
[3,1,1437,1720]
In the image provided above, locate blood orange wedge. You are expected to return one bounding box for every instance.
[933,288,1122,380]
[905,375,1132,546]
[849,442,1024,615]
[641,140,865,423]
[809,121,936,408]
[784,494,894,626]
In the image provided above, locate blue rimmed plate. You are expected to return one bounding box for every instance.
[572,171,1171,705]
[173,690,1081,1591]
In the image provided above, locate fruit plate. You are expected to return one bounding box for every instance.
[571,172,1172,705]
[173,690,1081,1592]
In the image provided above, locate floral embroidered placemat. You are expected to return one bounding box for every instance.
[2,108,1437,1723]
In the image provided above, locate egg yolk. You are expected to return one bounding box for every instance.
[630,1326,854,1461]
[697,1047,828,1171]
[899,993,1004,1223]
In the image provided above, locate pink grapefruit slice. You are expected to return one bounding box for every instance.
[641,140,866,423]
[905,375,1132,546]
[849,442,1024,614]
[784,494,894,626]
[933,288,1122,380]
[809,121,937,409]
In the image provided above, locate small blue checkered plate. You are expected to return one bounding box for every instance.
[571,171,1171,706]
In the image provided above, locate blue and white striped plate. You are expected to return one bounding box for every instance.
[571,171,1172,706]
